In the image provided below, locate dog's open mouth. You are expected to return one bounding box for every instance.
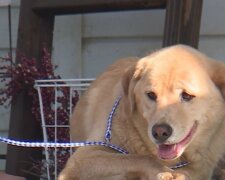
[158,122,198,160]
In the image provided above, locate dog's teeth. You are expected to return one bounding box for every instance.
[173,144,177,150]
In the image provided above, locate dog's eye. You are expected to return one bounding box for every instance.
[181,91,195,102]
[146,91,157,101]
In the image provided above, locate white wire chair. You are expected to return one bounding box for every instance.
[34,79,94,180]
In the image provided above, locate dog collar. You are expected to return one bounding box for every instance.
[169,161,190,170]
[104,96,122,143]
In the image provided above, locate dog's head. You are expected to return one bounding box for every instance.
[122,45,225,160]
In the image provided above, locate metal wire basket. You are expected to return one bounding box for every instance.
[34,79,93,180]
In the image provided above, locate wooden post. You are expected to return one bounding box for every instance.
[163,0,203,48]
[5,0,54,179]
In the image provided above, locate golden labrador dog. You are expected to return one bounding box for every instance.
[59,45,225,180]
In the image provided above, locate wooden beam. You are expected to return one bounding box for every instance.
[163,0,203,48]
[5,0,54,179]
[32,0,166,15]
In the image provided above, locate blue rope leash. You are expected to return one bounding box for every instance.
[0,136,128,154]
[0,136,189,169]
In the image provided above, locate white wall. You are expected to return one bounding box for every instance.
[0,0,224,170]
[199,0,225,60]
[52,10,165,78]
[52,0,225,78]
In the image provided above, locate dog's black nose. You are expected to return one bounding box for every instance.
[152,123,173,143]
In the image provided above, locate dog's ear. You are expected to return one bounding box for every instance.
[208,59,225,98]
[122,61,144,95]
[122,65,136,95]
[121,60,144,115]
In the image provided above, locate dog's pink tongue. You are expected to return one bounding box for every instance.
[158,144,179,159]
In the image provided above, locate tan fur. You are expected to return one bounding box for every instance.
[59,45,225,180]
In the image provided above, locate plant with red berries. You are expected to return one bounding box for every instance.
[0,49,79,178]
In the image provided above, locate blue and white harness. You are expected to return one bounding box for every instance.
[0,96,189,170]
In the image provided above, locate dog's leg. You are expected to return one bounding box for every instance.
[58,148,166,180]
[167,165,214,180]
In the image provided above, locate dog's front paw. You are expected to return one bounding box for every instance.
[157,172,188,180]
[58,173,66,180]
